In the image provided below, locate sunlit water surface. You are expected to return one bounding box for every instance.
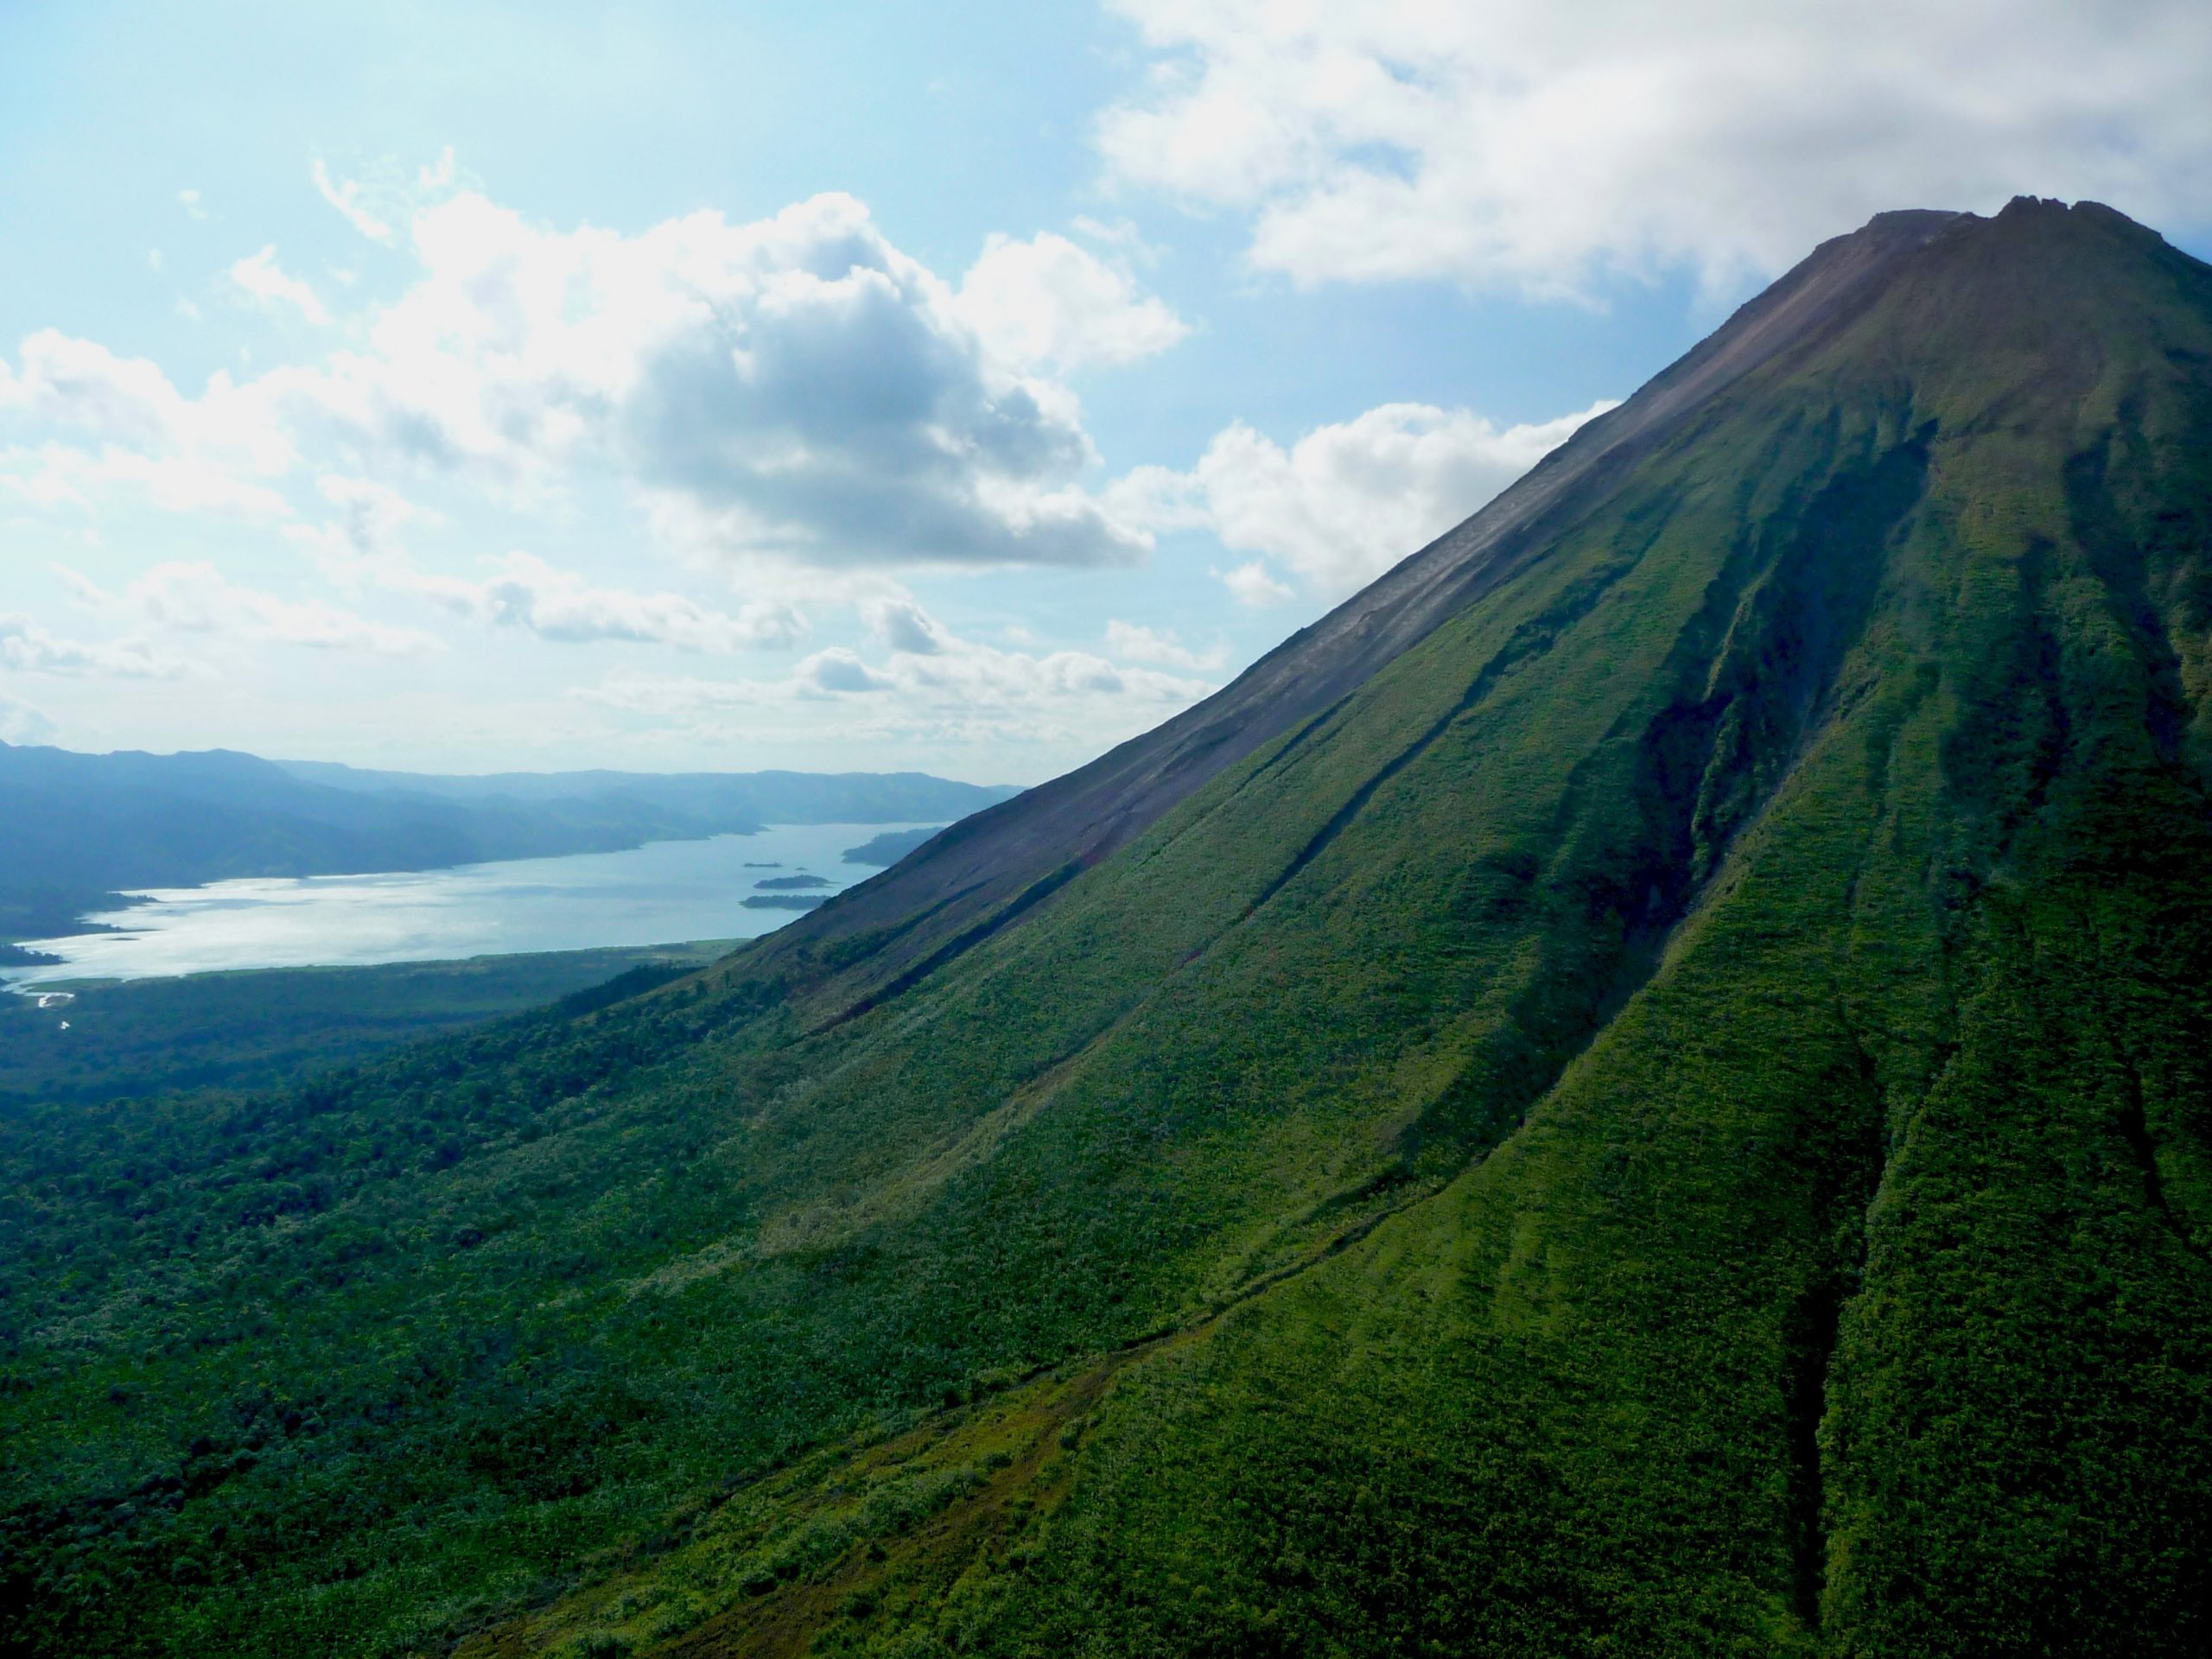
[3,823,935,988]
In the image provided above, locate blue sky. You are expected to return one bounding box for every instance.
[4,1,2208,781]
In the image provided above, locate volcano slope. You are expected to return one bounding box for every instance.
[6,197,2212,1658]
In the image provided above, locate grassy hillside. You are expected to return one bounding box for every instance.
[3,199,2209,1657]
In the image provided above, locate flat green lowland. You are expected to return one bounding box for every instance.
[5,198,2210,1657]
[0,944,734,1108]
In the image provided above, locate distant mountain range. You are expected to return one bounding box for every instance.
[0,742,1014,953]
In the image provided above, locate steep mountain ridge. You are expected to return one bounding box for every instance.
[4,199,2210,1658]
[753,206,1967,1005]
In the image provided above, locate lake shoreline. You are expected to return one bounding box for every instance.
[2,823,940,990]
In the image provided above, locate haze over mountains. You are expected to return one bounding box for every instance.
[5,197,2211,1657]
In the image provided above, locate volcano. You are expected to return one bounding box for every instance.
[8,198,2211,1658]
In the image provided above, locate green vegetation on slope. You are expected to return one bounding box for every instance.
[0,944,732,1108]
[3,200,2210,1658]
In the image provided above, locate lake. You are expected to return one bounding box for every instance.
[1,823,937,988]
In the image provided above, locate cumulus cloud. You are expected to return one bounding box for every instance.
[416,550,808,652]
[1116,397,1614,599]
[957,231,1187,372]
[281,474,426,585]
[312,160,397,244]
[0,692,57,745]
[581,598,1215,744]
[0,329,195,448]
[7,174,1189,613]
[276,473,807,655]
[229,246,332,325]
[1099,0,2212,294]
[864,594,958,656]
[249,188,1165,569]
[798,647,897,694]
[0,328,296,518]
[0,613,191,678]
[1103,620,1229,670]
[68,562,440,657]
[1217,561,1295,608]
[1,444,292,519]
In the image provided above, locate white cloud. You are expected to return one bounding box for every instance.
[281,473,426,585]
[1,444,292,520]
[1218,560,1295,608]
[229,246,332,325]
[312,160,397,244]
[0,613,192,678]
[1070,217,1161,264]
[419,550,809,652]
[581,599,1215,743]
[106,562,439,656]
[279,475,808,653]
[0,692,56,745]
[866,602,1213,708]
[54,560,430,660]
[957,231,1187,372]
[0,329,293,477]
[1103,619,1229,670]
[51,563,113,609]
[7,177,1185,605]
[1099,0,2212,294]
[0,329,192,448]
[799,647,897,694]
[1116,397,1615,599]
[864,594,957,655]
[177,188,207,220]
[251,188,1166,570]
[0,327,287,524]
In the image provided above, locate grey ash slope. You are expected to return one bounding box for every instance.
[766,207,1969,999]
